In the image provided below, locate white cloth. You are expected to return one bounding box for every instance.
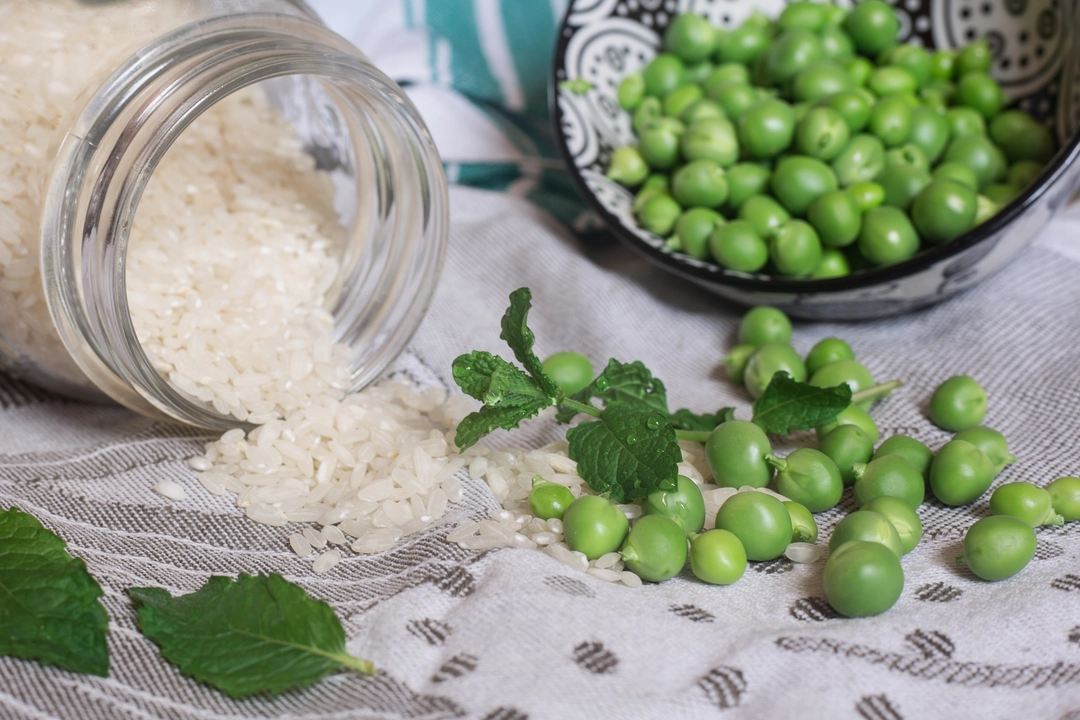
[2,186,1080,719]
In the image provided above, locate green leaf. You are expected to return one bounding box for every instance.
[129,573,374,698]
[0,507,109,677]
[566,402,681,503]
[452,351,551,407]
[453,397,551,450]
[669,407,736,432]
[499,288,561,398]
[751,372,852,435]
[556,358,669,424]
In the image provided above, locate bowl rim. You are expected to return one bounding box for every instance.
[549,5,1080,295]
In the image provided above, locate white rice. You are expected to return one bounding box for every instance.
[152,480,188,502]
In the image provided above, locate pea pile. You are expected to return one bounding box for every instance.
[525,306,1080,617]
[605,3,1056,278]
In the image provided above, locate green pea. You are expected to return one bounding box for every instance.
[739,99,797,159]
[906,106,950,164]
[632,96,663,135]
[739,195,792,238]
[829,510,903,558]
[663,84,704,119]
[872,435,933,483]
[768,448,844,512]
[784,501,819,543]
[770,220,823,277]
[861,496,922,554]
[642,53,686,98]
[664,13,717,63]
[744,342,808,397]
[638,126,681,170]
[820,26,856,62]
[848,181,886,211]
[637,193,682,236]
[764,28,824,85]
[605,145,650,187]
[632,186,668,215]
[884,44,932,88]
[953,426,1016,476]
[868,94,912,147]
[807,190,862,248]
[541,351,594,396]
[930,49,956,80]
[705,420,775,488]
[689,529,747,584]
[954,72,1004,118]
[961,515,1036,581]
[702,62,751,92]
[620,514,688,582]
[716,24,771,64]
[832,134,885,187]
[877,165,931,212]
[868,66,918,96]
[708,81,759,122]
[682,97,728,125]
[723,343,757,384]
[823,540,904,617]
[811,249,851,278]
[779,1,828,31]
[805,337,855,376]
[990,482,1064,527]
[714,490,793,561]
[845,56,875,87]
[796,107,851,161]
[932,162,979,191]
[793,62,854,103]
[956,37,993,75]
[809,358,874,398]
[672,159,729,208]
[852,454,925,509]
[857,205,919,266]
[618,72,645,111]
[771,157,839,215]
[685,61,717,87]
[528,478,575,520]
[989,110,1056,164]
[929,375,987,431]
[1008,160,1044,188]
[738,305,793,346]
[1047,477,1080,522]
[644,474,706,534]
[843,0,899,56]
[945,106,987,139]
[816,403,879,445]
[711,220,769,273]
[562,495,629,560]
[681,117,740,167]
[725,163,772,211]
[974,194,998,225]
[821,90,872,133]
[929,439,996,506]
[675,207,724,260]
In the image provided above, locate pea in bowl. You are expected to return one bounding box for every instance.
[551,0,1080,319]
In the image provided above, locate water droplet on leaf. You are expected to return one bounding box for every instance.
[626,434,638,446]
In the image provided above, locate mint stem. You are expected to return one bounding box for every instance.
[675,429,712,444]
[850,380,903,406]
[556,397,603,419]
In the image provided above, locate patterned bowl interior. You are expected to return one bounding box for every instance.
[552,0,1080,297]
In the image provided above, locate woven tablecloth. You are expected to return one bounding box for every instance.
[2,184,1080,719]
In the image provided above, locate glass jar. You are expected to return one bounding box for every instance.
[0,0,448,429]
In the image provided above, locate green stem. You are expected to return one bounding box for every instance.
[764,453,786,472]
[328,652,377,675]
[675,430,712,444]
[851,380,903,406]
[556,397,603,419]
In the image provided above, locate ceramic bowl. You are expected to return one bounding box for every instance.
[551,0,1080,319]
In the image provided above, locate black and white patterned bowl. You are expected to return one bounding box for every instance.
[551,0,1080,319]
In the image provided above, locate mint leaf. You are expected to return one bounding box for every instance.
[0,507,109,676]
[556,358,669,423]
[454,397,551,450]
[452,351,551,407]
[129,573,374,698]
[499,288,561,397]
[751,372,852,435]
[669,407,736,432]
[566,402,681,503]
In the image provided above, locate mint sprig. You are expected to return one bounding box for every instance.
[0,507,109,677]
[669,407,736,432]
[751,372,852,435]
[499,287,562,398]
[129,573,374,698]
